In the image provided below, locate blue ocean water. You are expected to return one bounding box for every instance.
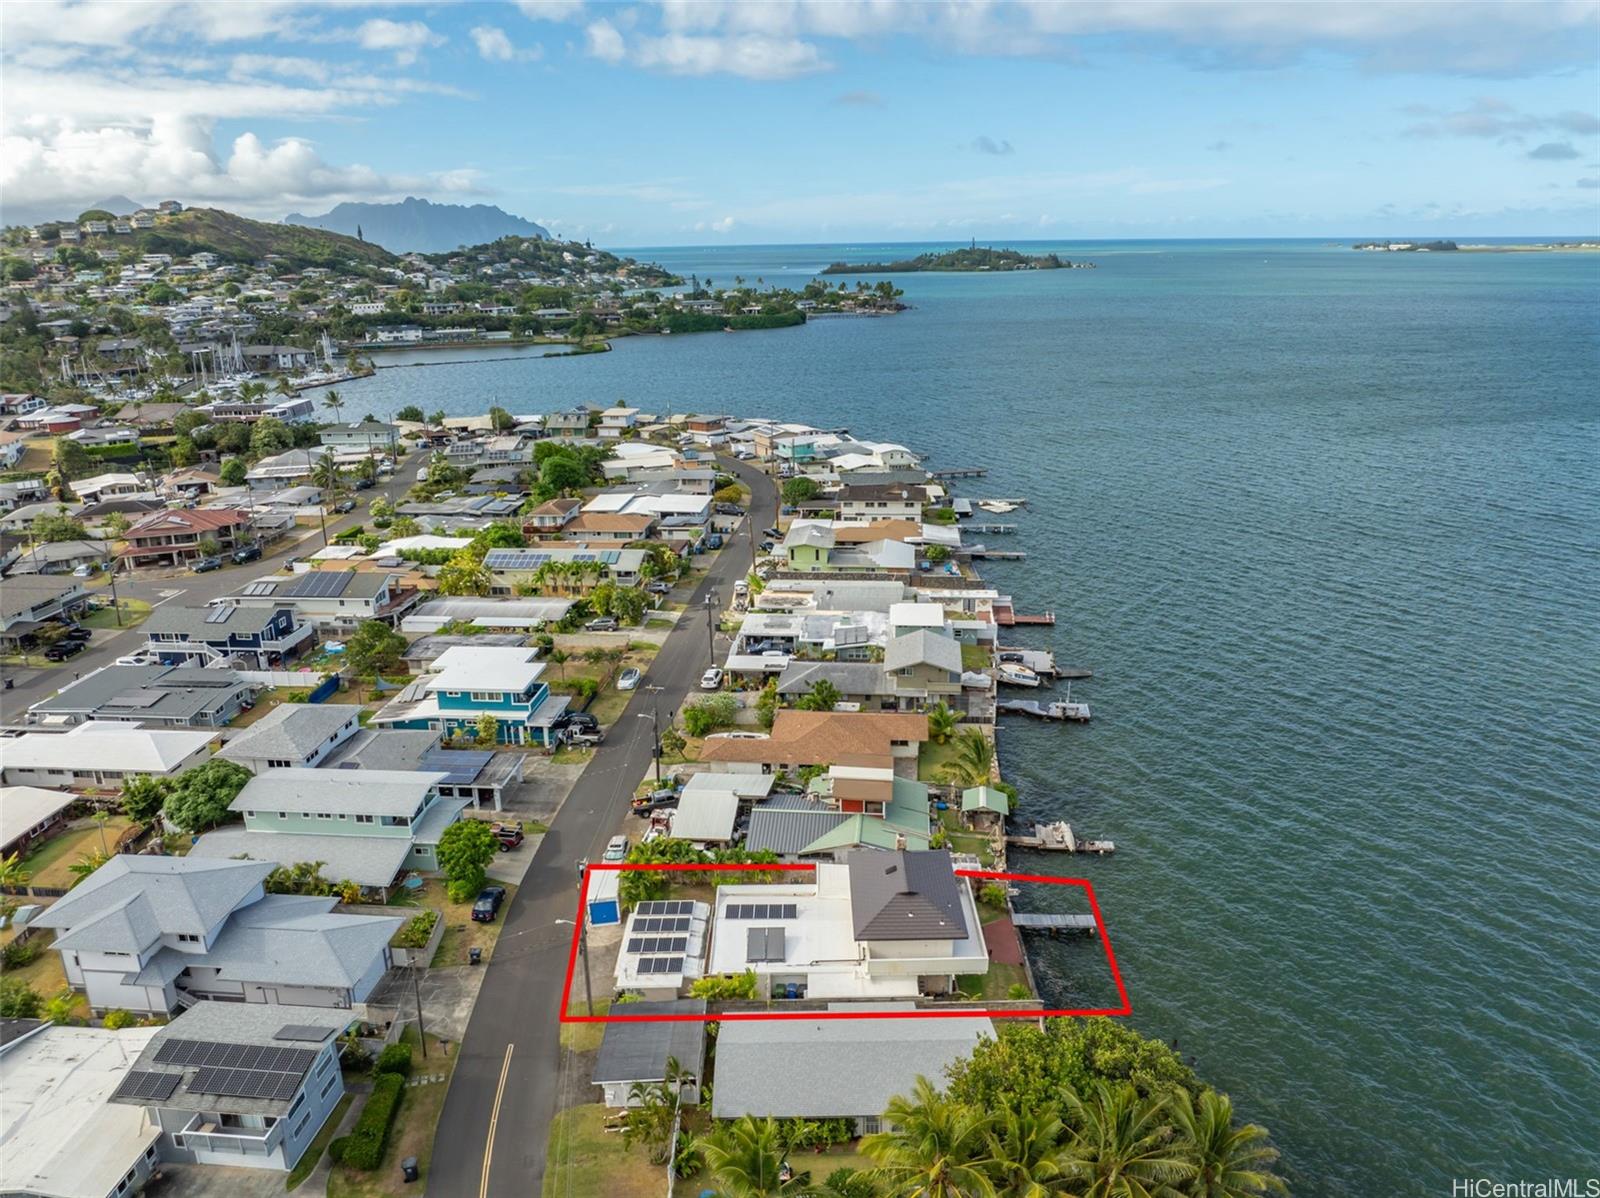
[310,240,1600,1194]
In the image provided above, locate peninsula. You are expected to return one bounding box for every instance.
[821,245,1092,273]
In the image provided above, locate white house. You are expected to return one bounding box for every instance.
[0,722,215,788]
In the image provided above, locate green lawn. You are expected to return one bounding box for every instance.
[286,1093,354,1191]
[917,739,964,784]
[82,598,152,629]
[405,878,517,967]
[326,1032,456,1198]
[542,1104,666,1198]
[960,642,991,671]
[957,960,1031,1002]
[558,997,612,1053]
[22,817,136,890]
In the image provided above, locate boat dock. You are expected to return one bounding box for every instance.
[967,523,1017,534]
[998,648,1056,675]
[996,608,1056,626]
[931,467,988,479]
[1012,913,1099,936]
[968,547,1027,560]
[997,699,1091,722]
[1006,821,1114,854]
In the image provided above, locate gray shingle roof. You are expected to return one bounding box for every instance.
[28,664,253,722]
[186,893,399,987]
[776,660,890,698]
[187,828,413,888]
[232,768,445,816]
[143,603,288,640]
[34,857,274,948]
[217,704,361,766]
[845,849,968,941]
[884,629,962,674]
[711,1012,994,1119]
[591,1000,707,1085]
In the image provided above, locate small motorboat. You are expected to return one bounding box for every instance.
[978,500,1019,514]
[997,663,1041,688]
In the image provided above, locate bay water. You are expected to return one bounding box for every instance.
[307,240,1600,1194]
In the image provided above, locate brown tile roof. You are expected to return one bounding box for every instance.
[832,519,920,544]
[125,507,252,537]
[697,711,928,765]
[568,513,656,534]
[528,497,580,517]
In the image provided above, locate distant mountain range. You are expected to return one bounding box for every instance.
[282,197,550,253]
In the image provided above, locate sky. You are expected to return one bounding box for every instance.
[3,0,1599,244]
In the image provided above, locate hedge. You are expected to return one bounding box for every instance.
[375,1043,413,1078]
[338,1070,405,1169]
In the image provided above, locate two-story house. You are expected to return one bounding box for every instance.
[121,509,253,569]
[31,857,401,1015]
[522,496,580,535]
[543,408,593,439]
[142,602,314,668]
[189,768,466,894]
[221,571,418,632]
[598,406,640,438]
[0,574,89,647]
[317,421,398,455]
[111,1002,353,1174]
[836,483,925,523]
[884,628,964,709]
[371,645,567,746]
[217,704,362,773]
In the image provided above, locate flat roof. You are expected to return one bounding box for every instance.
[0,1025,163,1198]
[426,645,544,693]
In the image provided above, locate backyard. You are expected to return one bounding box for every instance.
[20,815,138,891]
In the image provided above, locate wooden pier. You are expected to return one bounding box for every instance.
[1012,913,1099,936]
[968,548,1027,561]
[931,467,988,479]
[998,610,1056,626]
[967,523,1017,534]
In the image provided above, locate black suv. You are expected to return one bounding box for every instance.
[551,710,599,735]
[471,886,508,922]
[44,639,86,661]
[232,544,263,564]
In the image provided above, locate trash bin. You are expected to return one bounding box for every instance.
[468,947,482,965]
[401,1157,419,1183]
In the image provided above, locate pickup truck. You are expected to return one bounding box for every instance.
[491,822,524,850]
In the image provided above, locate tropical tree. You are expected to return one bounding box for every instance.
[1170,1088,1287,1198]
[311,451,342,494]
[0,852,31,894]
[67,849,109,888]
[696,1116,800,1198]
[435,550,492,596]
[437,818,496,902]
[986,1105,1070,1198]
[323,388,345,421]
[796,678,842,712]
[390,515,421,538]
[355,455,379,485]
[546,648,570,682]
[941,728,994,788]
[862,1076,997,1198]
[1059,1082,1196,1198]
[927,701,959,745]
[219,456,247,486]
[162,759,252,833]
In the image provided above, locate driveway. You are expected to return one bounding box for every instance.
[428,456,776,1198]
[144,1163,288,1198]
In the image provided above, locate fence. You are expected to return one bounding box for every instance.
[236,670,342,702]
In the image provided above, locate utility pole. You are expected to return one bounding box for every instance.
[705,591,718,666]
[578,918,594,1017]
[107,555,124,626]
[412,965,428,1057]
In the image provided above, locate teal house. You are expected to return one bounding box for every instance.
[190,768,469,897]
[372,645,568,747]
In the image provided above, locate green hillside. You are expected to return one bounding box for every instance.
[79,207,398,271]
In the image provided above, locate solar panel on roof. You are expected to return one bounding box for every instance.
[114,1070,181,1102]
[205,606,234,623]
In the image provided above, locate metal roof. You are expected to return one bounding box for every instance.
[845,850,968,942]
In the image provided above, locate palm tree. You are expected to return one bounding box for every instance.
[0,852,32,894]
[986,1105,1070,1198]
[323,388,345,422]
[927,701,959,745]
[1059,1082,1196,1198]
[1170,1089,1287,1197]
[697,1116,798,1198]
[311,451,343,495]
[942,728,994,788]
[274,376,295,398]
[862,1076,997,1198]
[547,648,570,682]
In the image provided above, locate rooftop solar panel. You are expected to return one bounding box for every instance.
[114,1070,181,1102]
[274,1024,336,1042]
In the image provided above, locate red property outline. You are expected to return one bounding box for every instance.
[558,862,1131,1022]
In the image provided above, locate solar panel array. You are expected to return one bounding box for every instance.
[274,1024,336,1043]
[724,903,798,920]
[287,572,350,599]
[635,956,685,975]
[113,1070,181,1102]
[484,549,624,570]
[746,926,786,963]
[154,1039,316,1073]
[242,581,279,596]
[190,1066,304,1101]
[631,915,691,933]
[204,606,235,623]
[634,900,695,916]
[627,935,688,954]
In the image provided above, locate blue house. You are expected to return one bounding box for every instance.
[142,603,314,669]
[372,646,569,746]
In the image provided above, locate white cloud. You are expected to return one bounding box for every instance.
[355,18,445,67]
[0,0,308,50]
[470,25,540,63]
[583,25,828,79]
[692,216,736,234]
[0,114,478,219]
[516,0,586,20]
[585,19,626,63]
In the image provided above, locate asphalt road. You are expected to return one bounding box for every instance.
[0,452,428,719]
[428,456,775,1198]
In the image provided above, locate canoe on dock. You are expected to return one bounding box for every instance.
[1006,821,1115,855]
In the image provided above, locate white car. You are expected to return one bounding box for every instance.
[618,667,641,691]
[700,667,723,690]
[602,835,630,862]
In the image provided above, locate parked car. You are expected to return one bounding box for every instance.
[704,533,724,550]
[61,625,92,643]
[44,639,86,661]
[644,580,672,595]
[332,499,357,514]
[552,710,599,734]
[762,527,781,539]
[232,543,262,564]
[71,562,99,577]
[192,555,222,573]
[354,477,375,490]
[566,728,604,748]
[700,667,724,690]
[617,667,641,691]
[602,835,630,863]
[759,540,776,554]
[491,822,524,850]
[715,503,743,516]
[585,617,619,632]
[471,886,508,922]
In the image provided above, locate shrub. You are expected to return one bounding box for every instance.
[340,1070,406,1169]
[2,940,41,968]
[392,911,439,949]
[979,882,1009,910]
[327,1136,349,1163]
[0,976,41,1018]
[102,1008,136,1029]
[375,1043,413,1078]
[681,693,738,737]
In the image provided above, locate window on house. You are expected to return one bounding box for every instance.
[355,814,374,824]
[177,933,200,943]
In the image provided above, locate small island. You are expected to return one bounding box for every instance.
[822,244,1093,273]
[1352,240,1459,252]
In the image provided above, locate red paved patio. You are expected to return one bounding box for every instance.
[981,912,1025,966]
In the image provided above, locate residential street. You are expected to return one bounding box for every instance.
[428,457,775,1198]
[0,451,428,718]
